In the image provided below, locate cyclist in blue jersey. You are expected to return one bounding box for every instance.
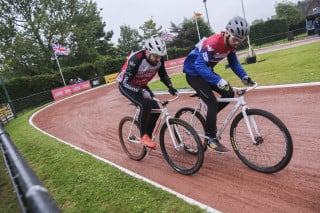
[183,16,255,153]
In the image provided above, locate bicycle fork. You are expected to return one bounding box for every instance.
[128,108,140,143]
[241,107,262,145]
[165,116,185,151]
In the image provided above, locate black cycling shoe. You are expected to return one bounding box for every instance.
[207,138,228,153]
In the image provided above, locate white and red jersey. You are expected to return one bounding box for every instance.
[117,50,171,93]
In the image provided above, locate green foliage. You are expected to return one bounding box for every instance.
[95,55,126,75]
[0,0,113,77]
[275,2,305,29]
[139,19,163,39]
[4,34,53,76]
[166,46,194,60]
[63,63,98,82]
[250,19,288,45]
[5,74,60,99]
[117,25,142,56]
[168,17,213,48]
[3,63,99,101]
[0,58,124,107]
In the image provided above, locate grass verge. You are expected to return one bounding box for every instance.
[150,41,320,90]
[1,109,206,213]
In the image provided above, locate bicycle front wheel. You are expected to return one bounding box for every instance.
[118,116,147,161]
[159,118,204,175]
[230,109,293,173]
[175,107,207,151]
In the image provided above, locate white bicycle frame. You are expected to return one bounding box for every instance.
[192,83,261,144]
[128,94,185,150]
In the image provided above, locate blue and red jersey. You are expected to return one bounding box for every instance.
[183,32,248,85]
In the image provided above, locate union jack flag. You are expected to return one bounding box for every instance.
[51,43,70,56]
[162,33,173,41]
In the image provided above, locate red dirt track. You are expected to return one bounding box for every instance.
[32,36,320,212]
[32,82,320,212]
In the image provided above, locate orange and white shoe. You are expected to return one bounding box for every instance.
[140,134,156,150]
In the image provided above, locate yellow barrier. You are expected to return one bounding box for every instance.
[0,103,14,123]
[104,73,118,83]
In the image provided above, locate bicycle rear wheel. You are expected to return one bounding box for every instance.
[159,118,204,175]
[175,107,207,151]
[230,109,293,173]
[118,116,147,161]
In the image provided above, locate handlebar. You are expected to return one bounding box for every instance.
[153,92,180,106]
[232,82,258,96]
[188,82,258,98]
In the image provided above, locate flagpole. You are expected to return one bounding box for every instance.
[163,39,169,60]
[54,53,67,86]
[164,43,169,60]
[194,13,201,41]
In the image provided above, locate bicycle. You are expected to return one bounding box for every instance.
[175,83,293,174]
[118,93,204,175]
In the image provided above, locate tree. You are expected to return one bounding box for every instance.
[252,19,265,26]
[275,2,305,30]
[139,19,162,40]
[117,25,142,56]
[0,0,114,78]
[169,17,213,48]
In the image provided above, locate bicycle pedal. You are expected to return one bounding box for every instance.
[145,146,156,151]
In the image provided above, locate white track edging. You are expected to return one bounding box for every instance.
[29,93,220,213]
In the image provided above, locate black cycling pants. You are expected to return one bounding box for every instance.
[186,75,234,138]
[119,84,160,138]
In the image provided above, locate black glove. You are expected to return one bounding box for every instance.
[242,76,255,86]
[168,86,178,96]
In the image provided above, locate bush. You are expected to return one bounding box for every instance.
[95,55,126,75]
[250,19,288,45]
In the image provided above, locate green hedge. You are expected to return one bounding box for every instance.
[2,56,126,100]
[166,46,194,60]
[0,56,127,113]
[250,19,288,45]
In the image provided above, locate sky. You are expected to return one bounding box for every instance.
[94,0,301,43]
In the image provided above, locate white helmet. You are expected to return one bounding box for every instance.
[145,35,166,56]
[226,16,250,40]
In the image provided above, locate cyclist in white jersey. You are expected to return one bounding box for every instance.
[118,35,178,150]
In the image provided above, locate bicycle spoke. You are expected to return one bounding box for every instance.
[119,116,146,161]
[175,107,207,150]
[160,118,203,175]
[231,109,292,173]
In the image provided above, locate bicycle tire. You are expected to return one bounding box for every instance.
[118,116,147,161]
[230,109,293,173]
[159,118,204,175]
[175,107,207,151]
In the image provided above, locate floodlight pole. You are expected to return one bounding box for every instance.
[241,0,254,57]
[203,0,211,29]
